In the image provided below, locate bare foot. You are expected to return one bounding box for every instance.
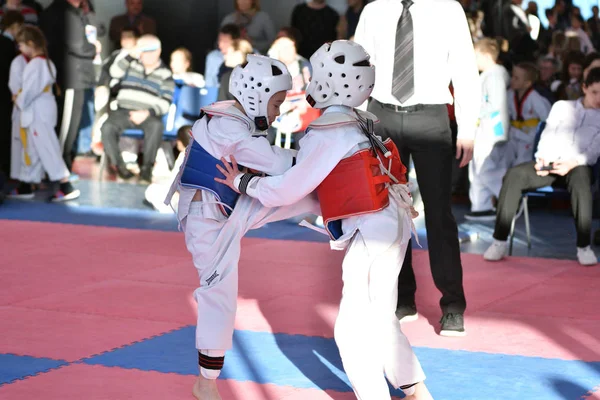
[192,374,222,400]
[405,381,434,400]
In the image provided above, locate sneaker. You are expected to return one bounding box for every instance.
[139,167,153,184]
[116,165,134,180]
[577,246,598,266]
[51,182,80,202]
[395,304,418,323]
[483,240,508,261]
[464,209,496,221]
[7,182,34,199]
[440,313,466,337]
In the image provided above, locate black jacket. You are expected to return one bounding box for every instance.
[39,0,97,90]
[0,33,18,176]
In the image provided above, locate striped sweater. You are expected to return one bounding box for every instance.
[110,55,174,116]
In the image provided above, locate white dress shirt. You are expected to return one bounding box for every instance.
[354,0,481,140]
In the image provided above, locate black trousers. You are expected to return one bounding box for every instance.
[57,88,86,171]
[101,109,164,169]
[494,161,593,247]
[368,99,466,314]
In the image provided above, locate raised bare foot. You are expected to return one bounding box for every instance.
[192,375,222,400]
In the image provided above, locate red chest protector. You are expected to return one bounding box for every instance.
[309,111,407,240]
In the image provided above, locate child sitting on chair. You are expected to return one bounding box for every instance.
[484,67,600,266]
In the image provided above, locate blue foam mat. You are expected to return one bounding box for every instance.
[0,201,431,246]
[0,354,67,385]
[81,327,600,400]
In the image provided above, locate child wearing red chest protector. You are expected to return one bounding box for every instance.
[217,40,433,400]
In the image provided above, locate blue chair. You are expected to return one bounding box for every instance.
[508,122,600,254]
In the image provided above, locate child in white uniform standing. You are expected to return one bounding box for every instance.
[217,41,432,400]
[465,38,511,221]
[164,55,319,400]
[8,26,79,201]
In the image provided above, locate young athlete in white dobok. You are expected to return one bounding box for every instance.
[8,26,79,201]
[164,54,319,400]
[216,40,433,400]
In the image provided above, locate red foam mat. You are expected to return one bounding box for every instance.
[0,364,366,400]
[1,220,599,362]
[0,306,181,361]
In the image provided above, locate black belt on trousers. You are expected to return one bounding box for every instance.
[372,98,426,113]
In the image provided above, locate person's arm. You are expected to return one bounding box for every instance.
[8,58,24,95]
[15,59,52,110]
[208,116,297,176]
[448,2,481,141]
[576,129,600,166]
[486,73,510,139]
[109,54,134,79]
[226,131,356,208]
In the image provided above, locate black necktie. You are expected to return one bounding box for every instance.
[392,0,415,104]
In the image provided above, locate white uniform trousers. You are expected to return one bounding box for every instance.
[183,195,318,352]
[334,205,425,400]
[469,141,507,212]
[13,121,69,184]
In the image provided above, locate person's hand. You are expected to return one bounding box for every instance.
[456,138,474,168]
[11,94,17,103]
[130,46,142,59]
[215,155,242,193]
[409,206,419,219]
[95,40,102,54]
[551,159,578,176]
[129,110,150,125]
[535,158,550,176]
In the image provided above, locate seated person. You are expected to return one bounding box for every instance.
[92,27,139,152]
[584,52,600,80]
[217,39,253,101]
[204,24,241,87]
[170,47,205,88]
[484,67,600,266]
[101,35,175,183]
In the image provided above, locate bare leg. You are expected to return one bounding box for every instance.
[405,381,434,400]
[192,373,222,400]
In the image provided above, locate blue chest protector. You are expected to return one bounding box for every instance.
[179,116,240,217]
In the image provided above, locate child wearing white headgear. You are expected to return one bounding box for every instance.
[216,40,433,400]
[164,54,320,400]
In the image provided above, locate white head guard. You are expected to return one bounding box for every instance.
[306,40,376,109]
[229,54,293,131]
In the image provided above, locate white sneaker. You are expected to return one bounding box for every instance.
[483,240,508,261]
[577,246,598,266]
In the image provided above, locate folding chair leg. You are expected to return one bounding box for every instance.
[523,196,531,249]
[509,214,516,256]
[98,153,107,180]
[284,131,292,150]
